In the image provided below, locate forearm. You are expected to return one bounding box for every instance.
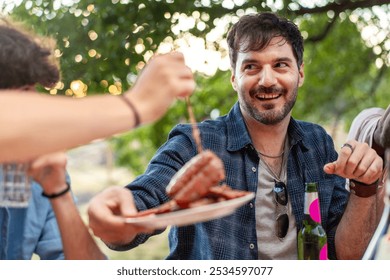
[376,186,385,223]
[0,92,135,162]
[50,192,106,260]
[335,194,377,259]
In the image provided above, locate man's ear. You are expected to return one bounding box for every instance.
[298,63,305,87]
[230,70,237,91]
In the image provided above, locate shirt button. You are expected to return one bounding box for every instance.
[249,243,255,249]
[249,203,254,208]
[251,167,256,172]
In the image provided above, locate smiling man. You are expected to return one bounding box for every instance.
[88,12,383,260]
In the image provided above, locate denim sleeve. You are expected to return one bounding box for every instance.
[23,183,63,260]
[31,175,72,259]
[34,203,64,260]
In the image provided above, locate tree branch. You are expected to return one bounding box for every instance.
[306,14,339,42]
[368,65,387,98]
[295,0,390,16]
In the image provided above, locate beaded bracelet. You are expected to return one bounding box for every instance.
[42,183,71,199]
[120,95,140,128]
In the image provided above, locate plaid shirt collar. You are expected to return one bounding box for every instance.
[225,102,308,153]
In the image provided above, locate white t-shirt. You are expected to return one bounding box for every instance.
[347,107,384,145]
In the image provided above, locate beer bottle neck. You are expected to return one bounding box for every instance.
[304,184,322,224]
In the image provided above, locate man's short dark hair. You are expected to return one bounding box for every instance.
[227,12,304,70]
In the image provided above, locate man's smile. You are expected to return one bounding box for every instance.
[255,93,281,100]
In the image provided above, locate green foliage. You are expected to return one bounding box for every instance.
[298,15,372,122]
[7,0,263,92]
[5,0,389,174]
[297,12,389,128]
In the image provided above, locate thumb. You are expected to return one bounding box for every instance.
[324,162,336,174]
[117,189,138,217]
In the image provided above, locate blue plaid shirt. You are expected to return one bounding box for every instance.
[117,102,348,259]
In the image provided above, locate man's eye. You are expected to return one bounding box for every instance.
[244,64,259,71]
[275,62,288,68]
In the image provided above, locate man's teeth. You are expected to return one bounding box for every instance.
[257,94,279,99]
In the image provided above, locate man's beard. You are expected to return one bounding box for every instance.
[241,85,298,125]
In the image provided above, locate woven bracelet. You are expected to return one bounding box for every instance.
[42,183,71,199]
[120,95,140,128]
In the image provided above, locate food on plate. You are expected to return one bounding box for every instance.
[134,150,252,217]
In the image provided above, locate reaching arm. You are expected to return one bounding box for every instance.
[324,140,383,259]
[0,93,136,162]
[346,106,389,234]
[0,52,195,162]
[50,190,106,260]
[28,152,106,260]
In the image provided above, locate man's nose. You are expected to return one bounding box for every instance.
[258,66,276,87]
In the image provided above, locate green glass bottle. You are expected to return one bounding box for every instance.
[298,182,328,260]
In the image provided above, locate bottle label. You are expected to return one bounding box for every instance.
[320,244,328,260]
[304,193,322,223]
[309,198,321,223]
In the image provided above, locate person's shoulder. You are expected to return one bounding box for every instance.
[292,119,334,148]
[294,119,328,135]
[172,117,227,134]
[200,117,227,131]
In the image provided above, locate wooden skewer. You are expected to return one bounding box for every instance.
[185,96,203,154]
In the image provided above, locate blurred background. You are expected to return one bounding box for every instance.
[1,0,389,259]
